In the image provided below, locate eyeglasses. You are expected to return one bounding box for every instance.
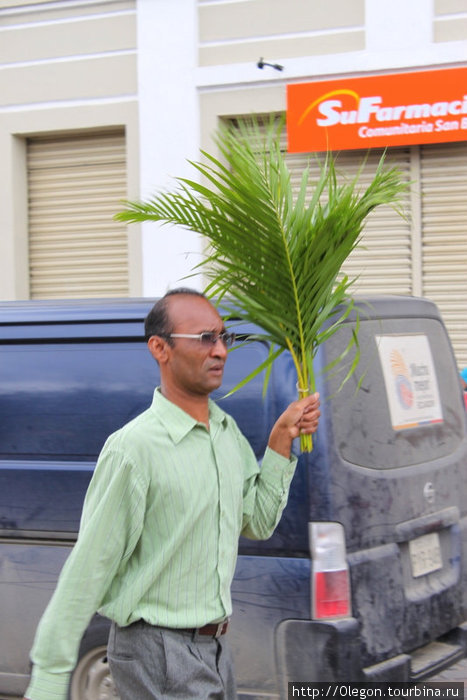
[168,332,236,347]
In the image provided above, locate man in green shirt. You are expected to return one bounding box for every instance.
[24,288,320,700]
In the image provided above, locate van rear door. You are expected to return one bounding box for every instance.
[313,295,467,678]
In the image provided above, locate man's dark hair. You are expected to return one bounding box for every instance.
[144,288,207,341]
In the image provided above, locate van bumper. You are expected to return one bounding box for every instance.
[363,622,467,682]
[275,617,362,695]
[275,619,467,695]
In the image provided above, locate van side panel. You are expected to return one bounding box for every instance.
[0,541,71,696]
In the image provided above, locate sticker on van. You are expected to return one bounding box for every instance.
[376,333,443,430]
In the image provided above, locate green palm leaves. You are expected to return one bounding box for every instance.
[116,118,409,451]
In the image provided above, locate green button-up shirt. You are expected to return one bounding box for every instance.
[26,388,297,700]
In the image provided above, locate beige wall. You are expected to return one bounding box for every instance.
[197,0,467,160]
[197,0,365,149]
[1,0,466,300]
[0,0,140,300]
[195,0,467,368]
[198,0,365,66]
[434,0,467,41]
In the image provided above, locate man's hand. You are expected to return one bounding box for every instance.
[268,393,320,457]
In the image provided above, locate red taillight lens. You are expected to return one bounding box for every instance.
[314,570,350,619]
[310,522,351,620]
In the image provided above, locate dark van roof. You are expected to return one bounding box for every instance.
[0,297,155,325]
[0,293,441,326]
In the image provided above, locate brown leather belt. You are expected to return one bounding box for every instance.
[188,620,229,637]
[136,618,230,638]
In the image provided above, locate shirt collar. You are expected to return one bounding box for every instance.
[150,388,228,444]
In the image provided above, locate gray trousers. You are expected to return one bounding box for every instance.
[107,620,237,699]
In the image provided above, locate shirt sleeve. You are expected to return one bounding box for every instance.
[25,447,147,700]
[240,429,298,540]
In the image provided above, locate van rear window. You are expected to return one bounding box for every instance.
[323,317,464,469]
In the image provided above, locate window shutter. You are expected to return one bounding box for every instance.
[421,141,467,368]
[27,129,128,299]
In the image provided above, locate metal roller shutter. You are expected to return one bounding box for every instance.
[285,147,413,295]
[421,141,467,368]
[27,129,128,299]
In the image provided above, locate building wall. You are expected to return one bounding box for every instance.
[0,0,140,299]
[136,0,202,296]
[434,0,467,42]
[193,0,467,366]
[198,0,365,66]
[197,0,467,144]
[1,0,467,354]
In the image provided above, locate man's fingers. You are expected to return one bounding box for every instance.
[293,393,321,435]
[268,392,321,454]
[274,393,320,434]
[297,392,320,407]
[299,393,320,414]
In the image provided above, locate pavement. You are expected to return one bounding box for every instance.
[1,658,465,700]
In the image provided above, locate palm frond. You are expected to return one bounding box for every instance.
[116,117,409,451]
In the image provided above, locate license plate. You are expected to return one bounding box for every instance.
[409,532,443,578]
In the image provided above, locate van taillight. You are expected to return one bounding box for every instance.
[310,522,351,620]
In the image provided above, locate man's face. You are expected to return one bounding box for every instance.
[161,294,228,398]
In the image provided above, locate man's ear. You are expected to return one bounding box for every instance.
[147,335,170,364]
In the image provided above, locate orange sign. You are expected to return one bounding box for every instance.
[286,67,467,152]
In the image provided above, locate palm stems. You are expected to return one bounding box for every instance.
[116,118,409,451]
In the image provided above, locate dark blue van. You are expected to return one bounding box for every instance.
[1,295,467,699]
